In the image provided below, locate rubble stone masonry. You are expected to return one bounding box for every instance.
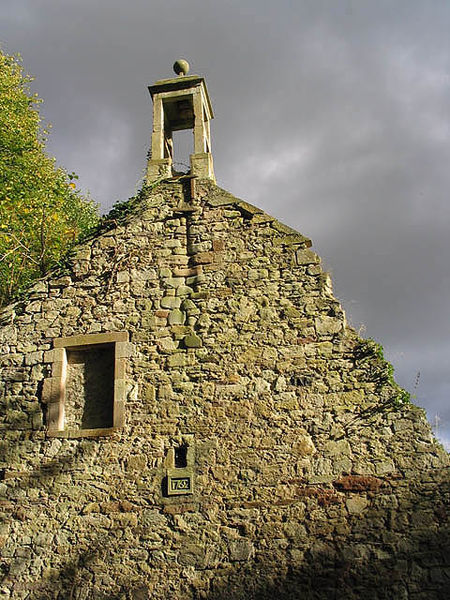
[0,179,448,599]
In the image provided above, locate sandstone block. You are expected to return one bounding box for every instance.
[229,539,254,562]
[116,271,130,283]
[168,309,186,325]
[44,348,65,363]
[315,316,343,335]
[46,401,62,430]
[296,249,320,265]
[113,400,125,427]
[167,353,189,367]
[175,285,193,296]
[42,378,62,405]
[293,433,316,456]
[158,337,178,352]
[346,496,369,515]
[193,251,214,265]
[173,266,200,277]
[115,341,134,358]
[160,296,181,309]
[165,277,185,288]
[184,334,202,348]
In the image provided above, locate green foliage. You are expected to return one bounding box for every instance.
[354,338,411,408]
[0,50,98,305]
[89,177,166,236]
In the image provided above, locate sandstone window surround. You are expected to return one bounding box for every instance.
[42,332,132,438]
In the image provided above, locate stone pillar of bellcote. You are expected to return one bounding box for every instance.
[146,59,215,183]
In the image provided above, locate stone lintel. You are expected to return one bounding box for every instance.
[54,331,129,348]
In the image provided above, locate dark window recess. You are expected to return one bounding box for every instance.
[174,446,188,468]
[65,345,114,429]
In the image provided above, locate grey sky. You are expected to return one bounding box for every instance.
[1,0,449,446]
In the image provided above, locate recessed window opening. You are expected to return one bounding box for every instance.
[65,344,115,430]
[174,446,188,468]
[45,331,129,438]
[172,129,192,174]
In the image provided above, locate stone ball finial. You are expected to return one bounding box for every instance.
[173,59,190,76]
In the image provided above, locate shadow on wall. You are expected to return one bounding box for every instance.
[3,468,449,600]
[1,433,98,488]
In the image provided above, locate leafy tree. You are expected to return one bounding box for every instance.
[0,50,98,305]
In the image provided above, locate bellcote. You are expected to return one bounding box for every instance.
[146,60,215,183]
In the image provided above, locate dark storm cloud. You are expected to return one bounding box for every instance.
[1,0,449,445]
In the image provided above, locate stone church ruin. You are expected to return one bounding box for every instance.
[0,61,448,599]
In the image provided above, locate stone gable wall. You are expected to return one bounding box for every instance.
[0,180,448,599]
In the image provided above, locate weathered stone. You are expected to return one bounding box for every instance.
[229,539,254,562]
[346,496,369,515]
[315,316,343,335]
[115,341,134,358]
[193,251,214,264]
[167,353,189,367]
[296,249,320,265]
[160,296,181,309]
[165,277,185,288]
[273,234,311,247]
[116,271,130,283]
[168,309,186,325]
[127,454,148,471]
[183,333,202,348]
[175,285,193,297]
[324,439,351,458]
[293,432,316,456]
[158,337,178,352]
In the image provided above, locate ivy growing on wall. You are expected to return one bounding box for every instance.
[354,338,411,407]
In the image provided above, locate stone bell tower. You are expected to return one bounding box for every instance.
[146,59,215,183]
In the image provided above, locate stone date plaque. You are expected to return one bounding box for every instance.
[167,468,194,496]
